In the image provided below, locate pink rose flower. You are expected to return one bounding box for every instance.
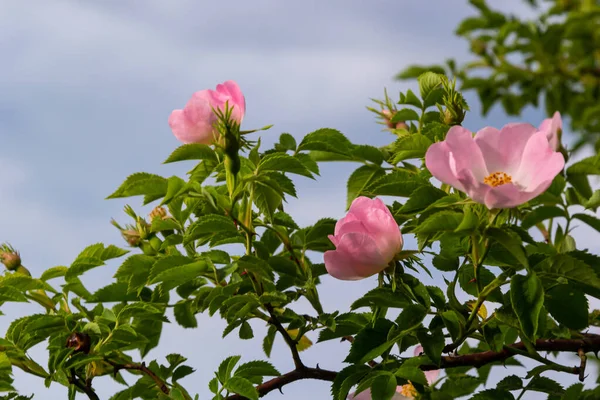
[168,80,246,144]
[348,346,439,400]
[538,111,562,151]
[425,123,565,209]
[324,197,403,281]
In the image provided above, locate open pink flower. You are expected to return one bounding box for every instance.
[348,346,439,400]
[324,197,403,281]
[538,111,562,151]
[168,80,246,144]
[425,123,565,209]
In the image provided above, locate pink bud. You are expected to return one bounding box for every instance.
[169,80,246,144]
[0,246,21,271]
[324,197,403,280]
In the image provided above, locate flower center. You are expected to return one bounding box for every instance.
[398,382,417,398]
[483,171,512,187]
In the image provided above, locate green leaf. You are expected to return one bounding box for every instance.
[390,108,420,122]
[172,365,195,382]
[149,261,207,291]
[346,165,386,209]
[297,128,353,156]
[163,143,217,164]
[510,273,544,341]
[397,65,446,80]
[184,215,240,245]
[234,360,280,379]
[262,326,276,358]
[572,213,600,233]
[174,301,197,328]
[496,375,523,391]
[528,376,564,395]
[40,266,68,281]
[89,282,143,302]
[258,153,313,178]
[470,389,515,400]
[418,72,443,102]
[344,319,395,364]
[351,288,411,310]
[278,133,297,151]
[399,186,447,214]
[106,172,168,200]
[370,374,397,400]
[253,181,283,221]
[395,304,427,330]
[486,227,529,269]
[395,366,427,386]
[545,284,588,330]
[440,376,481,398]
[218,355,241,383]
[458,263,503,303]
[224,377,258,400]
[398,89,422,109]
[414,211,463,234]
[534,254,600,299]
[363,169,425,197]
[521,206,567,229]
[392,135,433,163]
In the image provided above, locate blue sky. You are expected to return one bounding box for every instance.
[1,1,598,399]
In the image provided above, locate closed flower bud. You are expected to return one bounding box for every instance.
[149,206,167,221]
[122,229,142,247]
[0,244,21,271]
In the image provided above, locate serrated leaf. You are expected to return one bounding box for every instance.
[234,360,280,379]
[40,266,68,281]
[470,389,515,400]
[351,288,411,310]
[346,165,386,209]
[545,284,588,330]
[107,172,168,200]
[391,108,420,122]
[258,153,313,178]
[224,377,258,400]
[521,206,567,229]
[414,211,463,234]
[486,227,529,269]
[496,375,523,391]
[163,143,217,164]
[511,273,544,341]
[392,134,433,162]
[297,128,353,155]
[440,376,481,397]
[174,301,197,328]
[363,170,425,197]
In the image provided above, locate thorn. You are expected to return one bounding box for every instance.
[278,387,284,394]
[468,278,476,284]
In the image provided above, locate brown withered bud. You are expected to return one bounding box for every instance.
[149,206,168,221]
[66,332,91,354]
[121,229,142,247]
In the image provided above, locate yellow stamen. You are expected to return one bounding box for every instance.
[483,171,512,187]
[398,382,418,398]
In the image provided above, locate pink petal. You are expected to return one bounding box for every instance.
[444,126,488,181]
[474,123,537,176]
[347,389,373,400]
[483,183,527,209]
[324,233,388,280]
[334,214,367,236]
[514,130,565,189]
[215,80,246,123]
[168,109,213,144]
[538,111,562,151]
[425,126,488,191]
[425,141,466,191]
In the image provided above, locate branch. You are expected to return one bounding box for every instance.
[225,366,337,399]
[109,361,170,394]
[265,303,304,369]
[422,333,600,372]
[222,333,600,399]
[69,369,99,400]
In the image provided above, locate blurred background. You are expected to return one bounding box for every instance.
[1,0,599,398]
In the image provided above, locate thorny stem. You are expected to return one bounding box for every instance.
[69,369,99,400]
[265,303,304,369]
[231,334,600,399]
[108,361,170,395]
